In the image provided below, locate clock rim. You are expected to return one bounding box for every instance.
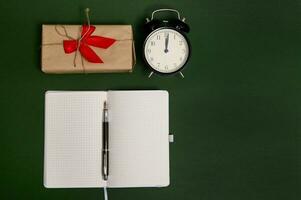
[143,27,191,76]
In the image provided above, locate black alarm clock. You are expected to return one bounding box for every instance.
[143,9,190,78]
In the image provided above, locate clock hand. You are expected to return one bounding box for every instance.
[164,33,169,53]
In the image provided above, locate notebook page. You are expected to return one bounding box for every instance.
[44,91,107,188]
[107,91,169,187]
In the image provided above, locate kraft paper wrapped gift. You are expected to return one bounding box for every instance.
[41,25,135,73]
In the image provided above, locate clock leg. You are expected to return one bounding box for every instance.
[148,71,154,78]
[179,72,185,78]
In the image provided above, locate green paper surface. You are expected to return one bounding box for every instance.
[0,0,300,199]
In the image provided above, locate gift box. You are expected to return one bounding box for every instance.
[41,25,135,73]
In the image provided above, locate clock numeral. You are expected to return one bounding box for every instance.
[157,63,160,67]
[150,57,154,61]
[179,40,183,46]
[151,41,155,46]
[182,49,186,53]
[164,32,169,37]
[173,63,177,67]
[156,35,161,40]
[164,65,168,70]
[174,33,176,40]
[147,49,151,53]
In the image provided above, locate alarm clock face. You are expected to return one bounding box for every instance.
[144,28,190,74]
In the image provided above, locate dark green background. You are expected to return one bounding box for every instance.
[0,0,300,199]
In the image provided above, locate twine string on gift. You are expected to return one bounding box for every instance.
[55,25,74,40]
[50,25,84,70]
[73,8,92,70]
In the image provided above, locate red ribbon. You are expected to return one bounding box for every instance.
[63,25,116,63]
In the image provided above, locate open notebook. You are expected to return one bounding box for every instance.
[44,90,170,188]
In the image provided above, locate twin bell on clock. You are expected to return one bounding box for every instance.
[143,9,191,78]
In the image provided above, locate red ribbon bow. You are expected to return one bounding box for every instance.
[63,25,116,63]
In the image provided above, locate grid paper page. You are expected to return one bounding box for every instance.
[107,91,170,187]
[44,91,107,188]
